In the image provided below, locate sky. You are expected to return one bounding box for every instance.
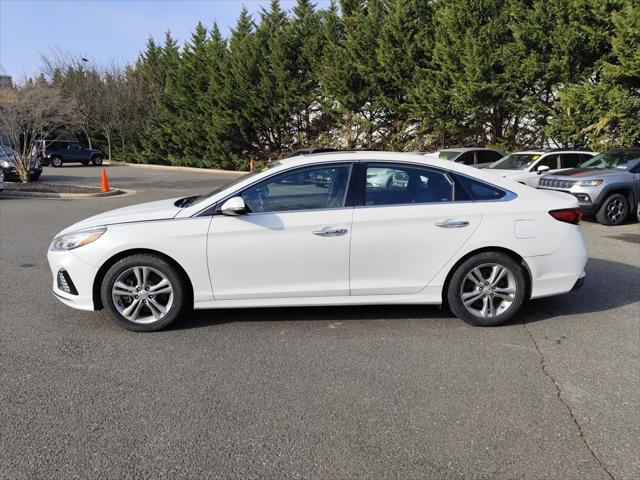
[0,0,332,80]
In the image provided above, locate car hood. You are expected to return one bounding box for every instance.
[547,167,626,179]
[58,197,182,235]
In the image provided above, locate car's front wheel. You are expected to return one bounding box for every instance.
[91,156,103,166]
[51,156,63,168]
[596,193,629,226]
[447,252,527,327]
[101,254,189,331]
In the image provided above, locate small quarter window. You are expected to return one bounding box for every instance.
[455,175,508,201]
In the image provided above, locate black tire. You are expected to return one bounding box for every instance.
[596,193,629,226]
[29,172,41,181]
[101,254,190,332]
[447,251,527,327]
[91,155,103,166]
[51,156,63,168]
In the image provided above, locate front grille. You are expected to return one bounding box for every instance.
[57,270,78,295]
[539,178,577,189]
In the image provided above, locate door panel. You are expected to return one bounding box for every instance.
[208,210,353,299]
[350,203,481,295]
[351,162,482,295]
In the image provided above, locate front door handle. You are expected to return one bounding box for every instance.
[435,219,470,228]
[312,227,348,237]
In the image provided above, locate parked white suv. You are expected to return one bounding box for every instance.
[486,149,597,187]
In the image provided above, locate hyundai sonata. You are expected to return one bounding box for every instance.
[48,151,587,331]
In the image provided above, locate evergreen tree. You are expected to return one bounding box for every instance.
[547,0,640,148]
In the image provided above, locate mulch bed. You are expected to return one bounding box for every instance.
[3,182,103,194]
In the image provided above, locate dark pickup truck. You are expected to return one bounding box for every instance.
[39,140,103,167]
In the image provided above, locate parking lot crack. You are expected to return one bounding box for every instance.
[522,323,615,480]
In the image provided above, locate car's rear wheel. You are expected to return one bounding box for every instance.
[447,252,527,327]
[29,171,41,181]
[51,156,63,168]
[91,156,103,166]
[101,254,189,331]
[596,193,629,226]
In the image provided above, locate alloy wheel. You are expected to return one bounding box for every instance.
[460,263,517,318]
[606,198,626,223]
[111,266,174,324]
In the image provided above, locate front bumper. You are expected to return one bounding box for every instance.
[47,248,99,311]
[2,166,43,181]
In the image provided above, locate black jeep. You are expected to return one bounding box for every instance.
[39,140,103,167]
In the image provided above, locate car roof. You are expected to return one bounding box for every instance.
[515,149,595,155]
[438,147,501,152]
[269,151,518,181]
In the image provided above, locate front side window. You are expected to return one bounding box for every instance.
[364,163,453,206]
[241,164,352,213]
[457,151,475,165]
[533,154,560,171]
[438,150,461,161]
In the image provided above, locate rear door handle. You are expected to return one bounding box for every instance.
[435,219,470,228]
[312,227,348,237]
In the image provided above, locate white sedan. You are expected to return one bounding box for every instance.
[48,151,588,331]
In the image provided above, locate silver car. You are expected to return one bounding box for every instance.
[538,148,640,225]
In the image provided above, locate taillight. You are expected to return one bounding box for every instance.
[549,208,582,225]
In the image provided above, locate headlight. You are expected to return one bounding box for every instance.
[576,179,603,187]
[0,160,11,168]
[50,226,107,251]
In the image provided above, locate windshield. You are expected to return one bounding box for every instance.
[488,153,540,170]
[0,144,15,160]
[580,150,640,170]
[438,150,461,161]
[188,169,266,207]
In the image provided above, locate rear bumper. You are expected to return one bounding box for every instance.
[571,276,585,291]
[525,226,588,299]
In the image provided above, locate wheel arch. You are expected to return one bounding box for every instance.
[92,248,194,310]
[597,186,635,210]
[441,246,533,307]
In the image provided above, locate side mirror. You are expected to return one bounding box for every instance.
[537,165,550,175]
[220,196,246,216]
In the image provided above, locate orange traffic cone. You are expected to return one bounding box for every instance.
[101,168,111,192]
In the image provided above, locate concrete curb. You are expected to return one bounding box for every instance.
[0,187,133,199]
[108,160,248,176]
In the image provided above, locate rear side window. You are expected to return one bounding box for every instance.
[561,154,582,168]
[364,163,454,206]
[477,150,502,164]
[455,174,508,201]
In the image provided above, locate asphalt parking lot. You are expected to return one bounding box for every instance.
[1,163,638,480]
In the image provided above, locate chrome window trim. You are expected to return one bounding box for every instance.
[192,158,517,217]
